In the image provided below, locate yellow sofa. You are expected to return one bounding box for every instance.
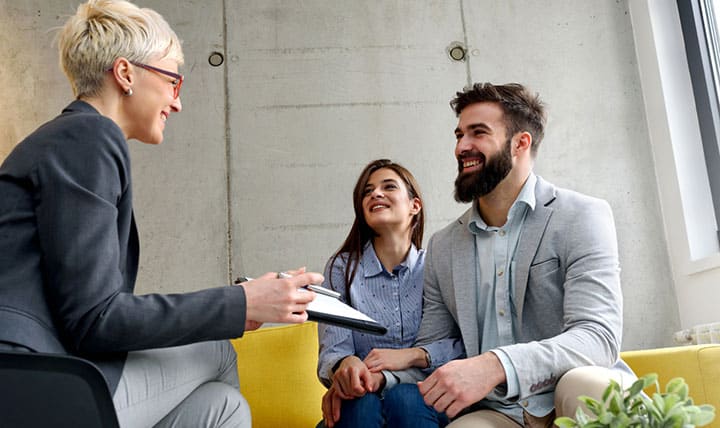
[621,344,720,428]
[232,323,325,428]
[232,323,720,428]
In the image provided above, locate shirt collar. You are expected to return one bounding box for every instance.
[468,172,537,234]
[516,172,537,212]
[361,240,419,277]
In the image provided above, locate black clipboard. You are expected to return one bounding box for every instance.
[306,293,387,336]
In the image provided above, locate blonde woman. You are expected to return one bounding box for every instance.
[0,1,323,426]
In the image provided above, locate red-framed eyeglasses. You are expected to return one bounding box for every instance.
[130,61,184,99]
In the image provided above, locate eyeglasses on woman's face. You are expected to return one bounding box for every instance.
[107,61,185,99]
[130,61,184,99]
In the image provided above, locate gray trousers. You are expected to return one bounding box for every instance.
[112,340,250,428]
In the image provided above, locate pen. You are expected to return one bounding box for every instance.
[277,271,341,299]
[237,272,341,299]
[305,284,341,299]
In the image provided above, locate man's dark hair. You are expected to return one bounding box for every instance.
[450,82,547,155]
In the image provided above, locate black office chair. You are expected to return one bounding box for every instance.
[0,351,120,428]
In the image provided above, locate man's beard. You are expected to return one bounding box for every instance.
[454,138,513,203]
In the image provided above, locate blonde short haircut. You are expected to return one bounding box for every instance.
[57,0,184,98]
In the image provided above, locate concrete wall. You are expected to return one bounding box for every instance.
[0,0,678,350]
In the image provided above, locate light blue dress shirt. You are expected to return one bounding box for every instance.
[467,173,554,422]
[317,241,463,388]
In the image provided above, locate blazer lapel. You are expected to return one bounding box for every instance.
[513,178,556,327]
[451,209,480,356]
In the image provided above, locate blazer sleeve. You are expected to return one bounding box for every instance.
[34,114,247,355]
[392,231,465,384]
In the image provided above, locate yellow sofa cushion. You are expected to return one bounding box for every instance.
[621,344,720,428]
[231,323,326,428]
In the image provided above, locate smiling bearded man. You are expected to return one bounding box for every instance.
[384,82,637,428]
[454,135,513,203]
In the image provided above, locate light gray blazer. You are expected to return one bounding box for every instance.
[394,176,630,403]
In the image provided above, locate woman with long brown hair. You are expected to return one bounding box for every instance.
[317,159,463,428]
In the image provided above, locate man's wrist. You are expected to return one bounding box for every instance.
[381,370,399,393]
[378,371,387,390]
[421,348,431,368]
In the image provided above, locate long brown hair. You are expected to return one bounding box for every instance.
[328,159,424,303]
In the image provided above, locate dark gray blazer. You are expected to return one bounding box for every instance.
[0,101,247,392]
[393,176,632,408]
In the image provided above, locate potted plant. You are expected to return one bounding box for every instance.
[555,373,715,428]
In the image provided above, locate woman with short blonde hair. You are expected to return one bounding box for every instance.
[0,1,324,426]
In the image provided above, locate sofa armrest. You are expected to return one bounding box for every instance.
[231,323,326,428]
[621,344,720,427]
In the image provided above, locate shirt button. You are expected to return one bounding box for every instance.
[497,269,504,276]
[499,310,505,316]
[522,400,529,407]
[499,230,506,236]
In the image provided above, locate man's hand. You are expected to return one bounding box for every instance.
[240,269,324,324]
[364,347,427,372]
[364,370,386,393]
[418,352,506,418]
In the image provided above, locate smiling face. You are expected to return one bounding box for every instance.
[453,102,515,202]
[361,168,421,236]
[124,58,182,145]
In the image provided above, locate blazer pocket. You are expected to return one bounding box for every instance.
[528,257,560,279]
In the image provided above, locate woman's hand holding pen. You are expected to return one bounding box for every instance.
[239,269,324,325]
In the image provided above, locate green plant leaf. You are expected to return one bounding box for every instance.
[698,404,715,413]
[653,393,666,414]
[626,377,648,398]
[603,380,622,402]
[640,393,660,414]
[691,405,716,427]
[557,373,714,428]
[660,414,683,428]
[610,391,625,414]
[662,394,681,414]
[598,411,613,425]
[554,416,579,428]
[613,412,631,428]
[691,411,716,426]
[576,407,590,425]
[581,395,604,416]
[640,373,659,388]
[666,378,689,400]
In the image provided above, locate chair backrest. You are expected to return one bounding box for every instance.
[0,351,120,428]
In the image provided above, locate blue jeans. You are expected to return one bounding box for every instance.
[320,383,449,428]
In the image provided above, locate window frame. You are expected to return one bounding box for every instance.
[677,0,720,244]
